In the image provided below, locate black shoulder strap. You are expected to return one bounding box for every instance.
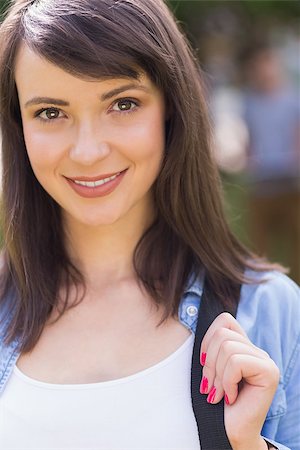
[191,282,240,450]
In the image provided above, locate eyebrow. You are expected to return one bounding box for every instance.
[24,83,151,108]
[24,97,69,108]
[101,83,151,101]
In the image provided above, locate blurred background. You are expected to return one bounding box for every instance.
[167,0,300,284]
[0,0,299,283]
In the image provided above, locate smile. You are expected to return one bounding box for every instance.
[73,173,120,188]
[65,169,127,199]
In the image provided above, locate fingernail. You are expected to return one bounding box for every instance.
[207,386,216,403]
[200,376,209,394]
[225,394,230,405]
[200,352,207,365]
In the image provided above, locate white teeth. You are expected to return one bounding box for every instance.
[74,173,120,187]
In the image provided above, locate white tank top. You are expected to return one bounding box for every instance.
[0,333,200,449]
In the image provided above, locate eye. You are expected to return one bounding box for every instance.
[35,107,65,121]
[111,98,139,113]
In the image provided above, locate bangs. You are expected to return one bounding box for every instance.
[20,0,161,82]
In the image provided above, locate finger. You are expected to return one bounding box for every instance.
[222,354,280,405]
[203,342,269,404]
[202,327,253,391]
[215,340,270,387]
[206,378,225,404]
[200,312,247,365]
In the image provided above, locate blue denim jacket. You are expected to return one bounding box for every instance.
[0,270,299,449]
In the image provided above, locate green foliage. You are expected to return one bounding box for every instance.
[0,0,10,18]
[168,0,300,21]
[167,1,300,60]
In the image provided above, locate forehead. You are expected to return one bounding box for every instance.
[14,44,156,100]
[14,45,166,118]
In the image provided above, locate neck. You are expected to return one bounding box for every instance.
[63,198,156,291]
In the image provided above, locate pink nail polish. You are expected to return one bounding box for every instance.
[200,376,209,394]
[200,352,207,365]
[225,394,230,405]
[207,386,216,403]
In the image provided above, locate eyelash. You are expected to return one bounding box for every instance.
[34,97,140,124]
[34,107,64,123]
[111,98,140,114]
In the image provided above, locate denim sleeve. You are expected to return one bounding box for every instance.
[263,438,290,450]
[238,271,300,450]
[270,330,300,450]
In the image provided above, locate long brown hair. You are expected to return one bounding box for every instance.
[0,0,278,352]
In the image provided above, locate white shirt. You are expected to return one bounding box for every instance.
[0,333,200,450]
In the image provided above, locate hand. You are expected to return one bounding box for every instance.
[200,312,280,450]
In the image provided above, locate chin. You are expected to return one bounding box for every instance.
[77,212,124,228]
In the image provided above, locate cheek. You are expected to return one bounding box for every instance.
[23,125,65,171]
[125,111,165,163]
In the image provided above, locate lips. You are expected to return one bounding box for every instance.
[65,169,127,198]
[67,171,124,183]
[72,173,121,188]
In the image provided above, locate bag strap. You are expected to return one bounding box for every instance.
[191,281,240,450]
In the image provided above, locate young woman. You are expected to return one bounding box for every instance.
[0,1,299,449]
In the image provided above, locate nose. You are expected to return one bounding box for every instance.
[69,121,111,165]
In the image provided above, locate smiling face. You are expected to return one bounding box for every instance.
[14,45,166,231]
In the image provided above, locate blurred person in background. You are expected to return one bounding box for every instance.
[240,43,300,284]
